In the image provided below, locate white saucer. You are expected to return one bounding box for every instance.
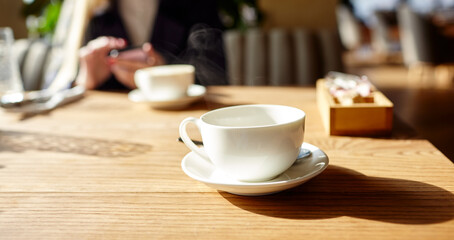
[181,142,329,196]
[128,84,206,109]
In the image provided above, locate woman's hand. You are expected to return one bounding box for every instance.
[110,43,165,89]
[76,37,127,89]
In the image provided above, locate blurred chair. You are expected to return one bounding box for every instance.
[268,28,293,86]
[244,29,267,85]
[335,4,387,66]
[13,0,101,91]
[317,29,344,75]
[16,39,51,91]
[223,28,343,86]
[293,29,320,85]
[370,10,401,61]
[397,4,436,66]
[397,3,454,88]
[223,30,243,85]
[336,4,363,51]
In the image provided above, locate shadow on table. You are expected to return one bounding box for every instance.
[149,93,250,112]
[0,130,153,158]
[381,86,454,162]
[17,99,83,121]
[389,114,421,139]
[331,114,421,140]
[220,165,454,225]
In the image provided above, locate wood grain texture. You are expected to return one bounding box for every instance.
[0,87,453,239]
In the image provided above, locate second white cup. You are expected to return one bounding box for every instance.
[134,64,195,101]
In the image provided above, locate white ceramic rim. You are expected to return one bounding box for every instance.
[200,104,306,129]
[137,64,195,76]
[129,84,205,103]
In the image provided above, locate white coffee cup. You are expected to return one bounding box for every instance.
[134,64,195,101]
[179,104,306,182]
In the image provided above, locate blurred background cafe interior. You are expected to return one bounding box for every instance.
[1,0,454,161]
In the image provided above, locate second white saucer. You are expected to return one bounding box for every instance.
[128,84,206,109]
[181,142,329,196]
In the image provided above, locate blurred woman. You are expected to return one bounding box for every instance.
[77,0,227,90]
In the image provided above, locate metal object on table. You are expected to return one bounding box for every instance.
[0,86,85,114]
[178,137,203,146]
[0,89,54,108]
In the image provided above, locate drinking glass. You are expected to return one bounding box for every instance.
[0,27,23,94]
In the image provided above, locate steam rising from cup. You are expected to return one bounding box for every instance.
[165,24,228,86]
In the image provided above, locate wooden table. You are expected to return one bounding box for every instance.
[1,86,453,239]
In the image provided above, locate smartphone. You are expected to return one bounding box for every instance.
[109,46,147,62]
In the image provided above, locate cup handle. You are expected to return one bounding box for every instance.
[179,117,210,161]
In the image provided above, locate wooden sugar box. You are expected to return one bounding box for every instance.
[316,79,393,136]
